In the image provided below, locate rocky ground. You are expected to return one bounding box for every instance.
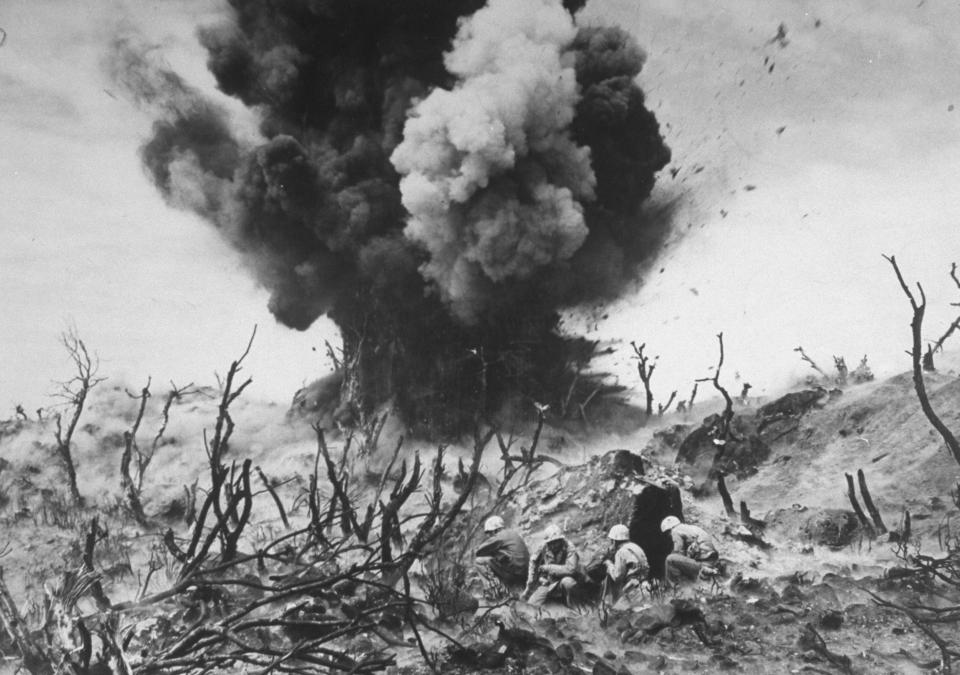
[0,363,958,673]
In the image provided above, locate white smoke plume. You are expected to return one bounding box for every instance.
[391,0,596,323]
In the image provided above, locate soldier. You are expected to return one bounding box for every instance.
[475,515,530,590]
[522,525,580,607]
[661,516,720,583]
[603,524,651,602]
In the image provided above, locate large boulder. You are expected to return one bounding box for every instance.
[766,506,862,549]
[511,450,682,580]
[676,413,771,480]
[674,388,833,481]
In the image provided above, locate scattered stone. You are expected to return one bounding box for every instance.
[555,643,575,665]
[633,599,708,638]
[332,579,358,597]
[780,583,807,604]
[591,658,622,675]
[800,509,861,548]
[711,653,739,669]
[819,610,843,630]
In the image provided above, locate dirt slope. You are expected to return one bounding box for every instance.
[0,363,958,673]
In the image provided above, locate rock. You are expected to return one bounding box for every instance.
[555,643,575,665]
[591,658,620,675]
[633,600,707,636]
[675,389,833,481]
[642,425,691,458]
[766,507,861,548]
[610,450,646,478]
[332,579,359,597]
[770,611,799,625]
[801,510,861,548]
[780,583,807,604]
[819,610,843,630]
[711,653,739,670]
[527,450,683,581]
[476,644,510,670]
[757,388,828,419]
[675,413,771,480]
[436,589,479,618]
[843,603,888,627]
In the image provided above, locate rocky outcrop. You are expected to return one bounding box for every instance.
[674,388,834,482]
[765,506,862,549]
[510,450,683,580]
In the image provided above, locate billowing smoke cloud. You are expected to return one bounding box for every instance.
[391,0,594,322]
[110,0,670,433]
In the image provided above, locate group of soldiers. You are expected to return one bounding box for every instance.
[475,515,720,608]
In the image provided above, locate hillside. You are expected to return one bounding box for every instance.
[0,359,958,674]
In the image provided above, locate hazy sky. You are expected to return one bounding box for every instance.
[1,0,959,412]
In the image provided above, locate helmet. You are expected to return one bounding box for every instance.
[544,524,564,542]
[607,524,630,541]
[660,516,681,532]
[484,516,505,533]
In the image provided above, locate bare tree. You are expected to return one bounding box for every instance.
[657,390,678,417]
[121,379,200,525]
[925,262,960,371]
[884,255,960,467]
[794,346,828,380]
[697,333,735,445]
[833,356,848,385]
[52,330,106,505]
[631,341,658,419]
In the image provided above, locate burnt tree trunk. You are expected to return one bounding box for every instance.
[857,469,887,534]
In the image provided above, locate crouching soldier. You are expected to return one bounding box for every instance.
[522,525,580,607]
[603,524,651,603]
[475,516,530,591]
[661,516,720,583]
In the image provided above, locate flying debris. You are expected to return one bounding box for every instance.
[112,0,671,433]
[767,22,789,48]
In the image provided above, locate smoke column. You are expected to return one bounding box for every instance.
[111,0,670,434]
[391,0,593,323]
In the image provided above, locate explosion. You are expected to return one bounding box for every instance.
[110,0,670,434]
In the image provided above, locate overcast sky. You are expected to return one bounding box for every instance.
[1,0,959,412]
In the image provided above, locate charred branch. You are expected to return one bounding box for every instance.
[884,255,960,467]
[717,474,736,517]
[121,378,152,526]
[794,346,828,380]
[82,517,112,611]
[930,262,960,363]
[256,466,290,529]
[857,469,887,534]
[0,569,54,674]
[799,623,854,674]
[845,472,876,539]
[658,390,678,417]
[52,329,106,505]
[739,500,766,532]
[697,333,735,444]
[631,341,658,418]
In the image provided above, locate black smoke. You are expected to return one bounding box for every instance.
[112,0,671,435]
